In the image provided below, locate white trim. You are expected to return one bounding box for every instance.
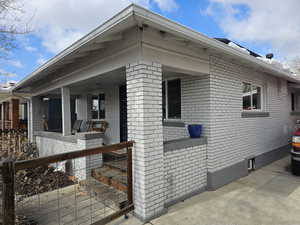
[91,93,105,120]
[13,4,300,94]
[163,78,181,119]
[242,82,264,112]
[165,81,168,119]
[13,5,136,91]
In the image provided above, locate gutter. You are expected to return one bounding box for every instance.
[13,4,300,92]
[132,4,300,84]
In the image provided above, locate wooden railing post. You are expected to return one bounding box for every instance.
[2,160,15,225]
[127,146,133,205]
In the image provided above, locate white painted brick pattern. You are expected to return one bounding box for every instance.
[163,126,188,141]
[163,75,210,141]
[208,56,294,172]
[36,136,103,180]
[126,61,164,220]
[164,145,207,204]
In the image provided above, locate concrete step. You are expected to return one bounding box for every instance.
[79,177,127,210]
[91,166,127,193]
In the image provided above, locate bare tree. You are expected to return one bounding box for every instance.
[0,0,29,59]
[0,0,31,84]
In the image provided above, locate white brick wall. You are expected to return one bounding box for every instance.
[208,56,294,172]
[126,61,165,221]
[163,126,188,141]
[164,145,207,205]
[36,136,103,180]
[163,75,210,141]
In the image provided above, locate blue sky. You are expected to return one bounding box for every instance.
[1,0,299,84]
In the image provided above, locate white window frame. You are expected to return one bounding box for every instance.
[163,78,181,121]
[242,82,264,112]
[91,93,105,120]
[291,92,296,112]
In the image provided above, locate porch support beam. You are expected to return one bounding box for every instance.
[1,103,5,130]
[126,61,165,221]
[27,99,32,140]
[29,96,43,142]
[61,87,72,136]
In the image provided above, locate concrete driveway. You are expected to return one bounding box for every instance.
[110,156,300,225]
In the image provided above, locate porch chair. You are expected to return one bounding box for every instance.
[79,120,92,132]
[72,120,83,134]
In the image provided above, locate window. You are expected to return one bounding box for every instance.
[162,79,181,119]
[91,94,105,119]
[291,93,295,111]
[242,82,262,111]
[19,103,28,120]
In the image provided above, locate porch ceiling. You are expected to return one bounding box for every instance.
[39,66,200,97]
[68,68,125,94]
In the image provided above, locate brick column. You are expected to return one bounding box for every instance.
[126,61,165,221]
[11,99,19,129]
[3,102,8,129]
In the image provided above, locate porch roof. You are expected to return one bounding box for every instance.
[0,89,30,103]
[13,4,300,93]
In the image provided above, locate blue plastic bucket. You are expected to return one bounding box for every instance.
[188,124,202,138]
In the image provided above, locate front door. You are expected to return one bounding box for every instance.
[48,99,62,132]
[119,85,127,142]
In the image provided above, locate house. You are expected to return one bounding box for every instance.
[0,83,29,130]
[12,4,300,222]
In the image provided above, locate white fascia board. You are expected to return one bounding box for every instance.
[132,4,300,84]
[14,3,300,93]
[13,4,137,92]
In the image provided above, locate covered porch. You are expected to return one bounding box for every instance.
[29,64,209,151]
[13,6,212,220]
[27,61,209,220]
[30,67,127,154]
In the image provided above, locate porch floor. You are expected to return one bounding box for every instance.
[111,156,300,225]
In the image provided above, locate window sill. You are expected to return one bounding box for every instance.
[163,120,185,127]
[291,112,300,116]
[241,111,270,118]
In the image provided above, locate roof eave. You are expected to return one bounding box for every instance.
[14,4,300,92]
[13,4,137,92]
[132,4,300,83]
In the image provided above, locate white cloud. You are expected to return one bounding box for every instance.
[0,69,17,78]
[204,0,300,60]
[153,0,178,12]
[7,59,23,68]
[25,46,37,52]
[23,0,178,54]
[36,56,47,65]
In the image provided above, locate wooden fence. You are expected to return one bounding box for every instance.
[1,141,134,225]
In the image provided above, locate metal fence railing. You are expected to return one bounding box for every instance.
[0,141,134,225]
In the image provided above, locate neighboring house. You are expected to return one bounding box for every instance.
[12,4,300,222]
[0,83,29,130]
